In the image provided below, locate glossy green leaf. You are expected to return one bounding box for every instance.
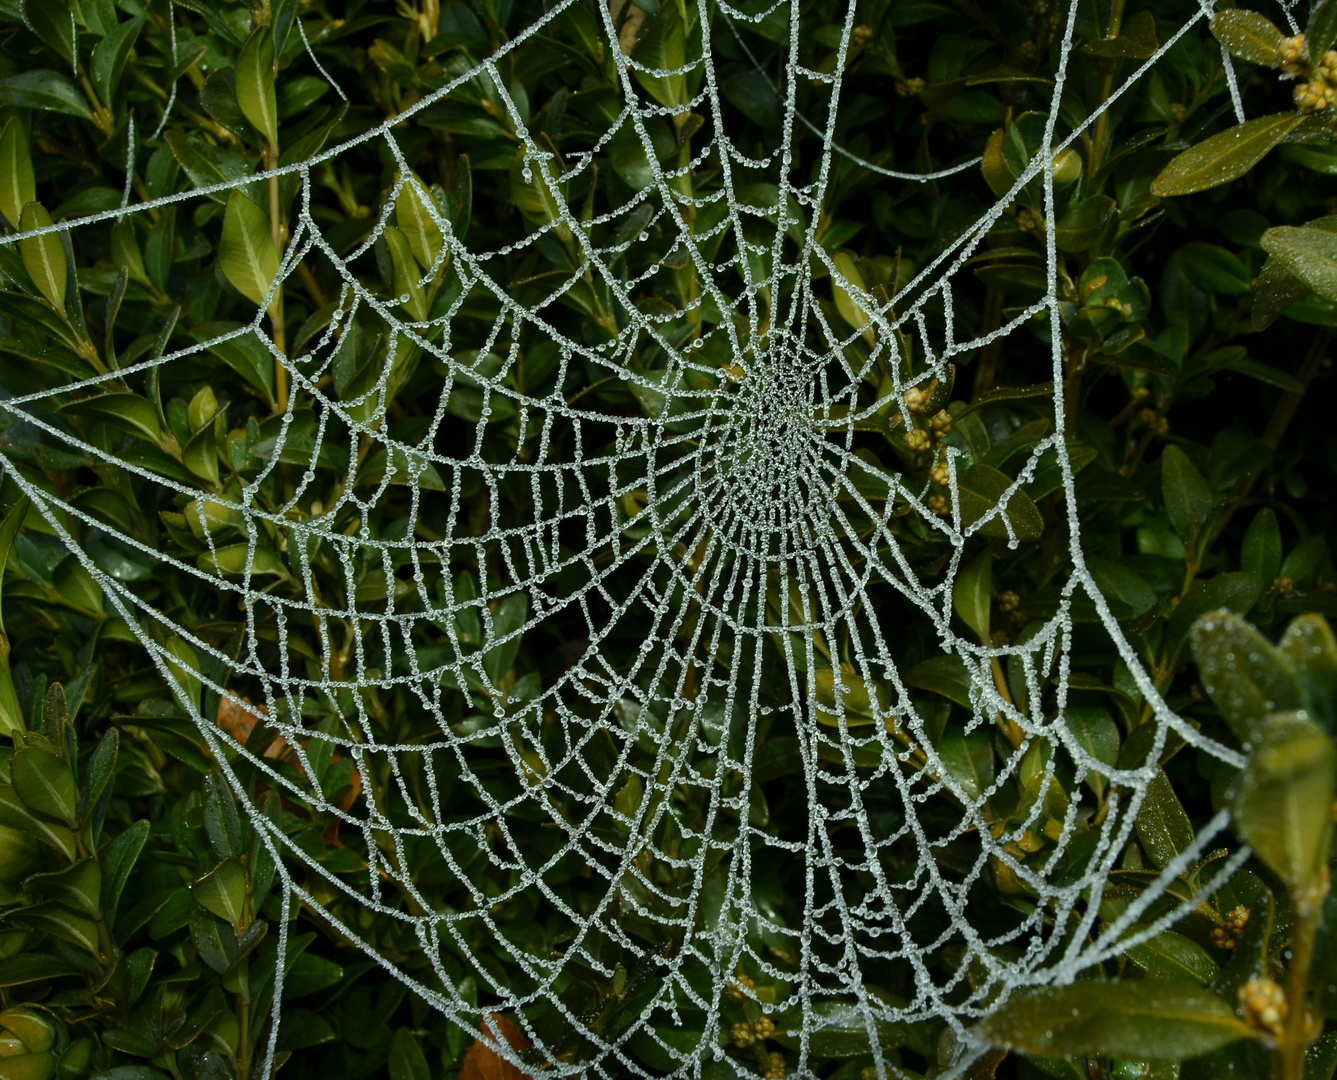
[1252,252,1310,331]
[958,463,1044,542]
[388,1027,431,1080]
[0,71,93,120]
[1167,572,1265,665]
[1151,113,1301,197]
[0,119,35,228]
[1063,706,1119,797]
[22,857,101,917]
[509,147,565,228]
[1119,924,1220,984]
[18,203,67,311]
[193,857,248,928]
[937,725,994,802]
[953,549,992,641]
[60,394,162,444]
[1261,224,1337,302]
[10,747,77,824]
[1085,557,1157,620]
[383,226,428,321]
[1160,445,1212,543]
[771,1000,910,1058]
[219,191,279,308]
[812,668,887,727]
[11,900,100,955]
[198,544,287,578]
[90,15,144,105]
[975,980,1256,1059]
[1211,10,1285,66]
[1309,0,1337,61]
[163,635,202,713]
[1135,768,1194,872]
[100,818,148,924]
[183,423,220,487]
[632,2,686,110]
[1055,195,1116,253]
[904,655,975,709]
[1190,611,1301,744]
[235,27,279,146]
[1084,9,1159,58]
[395,174,444,270]
[1278,614,1337,733]
[1233,710,1337,889]
[165,130,260,205]
[981,128,1014,197]
[53,555,103,617]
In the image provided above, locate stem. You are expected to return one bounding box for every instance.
[1088,0,1126,174]
[972,287,1003,401]
[237,953,252,1080]
[1276,872,1328,1080]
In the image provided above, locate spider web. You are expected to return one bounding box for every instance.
[0,0,1265,1076]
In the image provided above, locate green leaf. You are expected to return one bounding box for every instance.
[958,463,1044,542]
[1135,768,1195,872]
[1233,711,1337,889]
[1190,611,1302,745]
[1218,355,1306,393]
[509,146,565,228]
[1086,556,1157,619]
[60,394,162,444]
[383,226,428,321]
[22,857,101,917]
[981,128,1014,198]
[1181,243,1252,295]
[937,726,994,802]
[10,747,78,824]
[812,668,887,727]
[235,27,278,146]
[1083,9,1159,58]
[18,203,67,311]
[395,174,444,270]
[1063,706,1119,798]
[1167,572,1264,665]
[1277,615,1337,734]
[632,3,686,110]
[1309,0,1337,61]
[904,654,974,709]
[163,635,202,714]
[192,857,248,929]
[183,422,220,487]
[1160,445,1212,543]
[771,1000,909,1058]
[1252,253,1310,331]
[203,771,242,859]
[90,15,143,105]
[1211,10,1285,66]
[388,1028,431,1080]
[100,817,149,924]
[1151,113,1301,198]
[974,980,1256,1060]
[165,130,260,205]
[0,118,35,228]
[11,900,100,955]
[1118,924,1221,984]
[1261,225,1337,302]
[952,549,992,641]
[219,192,279,309]
[0,71,93,119]
[1055,195,1116,253]
[198,544,286,578]
[53,555,103,617]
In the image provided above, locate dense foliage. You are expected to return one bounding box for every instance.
[0,0,1335,1077]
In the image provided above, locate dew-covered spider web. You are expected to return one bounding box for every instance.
[0,0,1276,1075]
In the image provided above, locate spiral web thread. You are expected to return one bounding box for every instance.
[0,0,1274,1076]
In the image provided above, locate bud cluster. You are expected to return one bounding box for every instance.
[1277,34,1337,116]
[1210,904,1250,950]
